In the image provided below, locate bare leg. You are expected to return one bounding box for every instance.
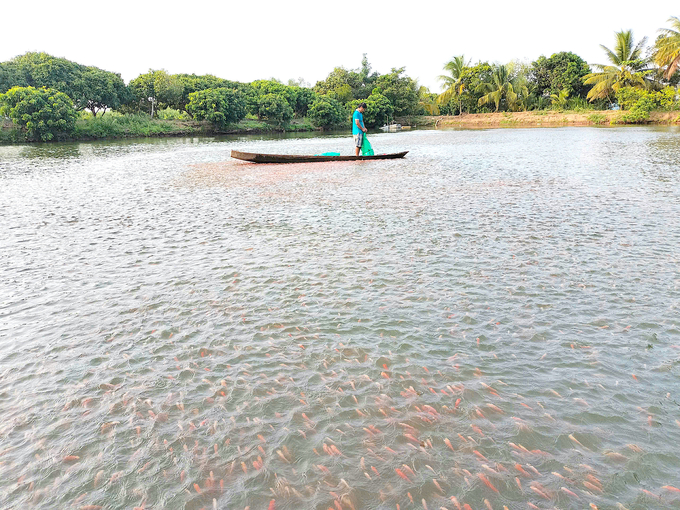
[355,146,360,156]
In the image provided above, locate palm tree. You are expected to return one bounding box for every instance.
[655,16,680,79]
[476,64,517,112]
[583,30,652,102]
[419,86,440,115]
[508,72,531,111]
[550,89,569,109]
[437,55,468,115]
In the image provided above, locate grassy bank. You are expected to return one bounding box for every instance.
[398,110,680,129]
[0,114,318,143]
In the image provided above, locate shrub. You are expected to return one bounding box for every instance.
[566,97,595,112]
[618,96,656,124]
[73,112,200,138]
[308,96,346,129]
[616,86,678,111]
[187,87,246,130]
[615,87,644,111]
[615,86,679,124]
[0,86,77,141]
[290,86,317,117]
[156,107,189,120]
[587,113,607,125]
[257,93,293,126]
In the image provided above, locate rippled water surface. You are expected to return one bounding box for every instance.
[2,127,680,510]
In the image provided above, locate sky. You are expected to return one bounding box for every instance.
[1,1,677,92]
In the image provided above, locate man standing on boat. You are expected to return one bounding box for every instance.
[353,103,367,156]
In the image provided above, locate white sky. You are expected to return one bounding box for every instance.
[1,1,676,92]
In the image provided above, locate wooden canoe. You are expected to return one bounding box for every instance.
[230,150,408,164]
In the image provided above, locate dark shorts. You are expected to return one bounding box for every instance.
[353,132,363,147]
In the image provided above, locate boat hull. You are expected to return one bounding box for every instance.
[231,150,408,164]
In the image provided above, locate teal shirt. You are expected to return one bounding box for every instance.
[352,109,364,135]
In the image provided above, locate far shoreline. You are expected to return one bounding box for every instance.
[2,110,680,144]
[399,110,680,129]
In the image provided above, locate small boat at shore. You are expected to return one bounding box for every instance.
[379,123,402,132]
[231,150,408,164]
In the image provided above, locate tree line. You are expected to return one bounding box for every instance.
[432,18,680,121]
[1,16,679,141]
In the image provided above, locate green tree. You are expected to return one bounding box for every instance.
[307,96,346,129]
[176,74,242,112]
[327,83,353,103]
[437,55,468,115]
[251,80,298,113]
[655,16,680,80]
[0,86,77,141]
[348,93,394,128]
[583,30,653,102]
[257,93,293,125]
[550,89,569,109]
[506,61,533,111]
[530,52,591,98]
[72,67,130,116]
[356,53,379,99]
[476,64,519,112]
[0,53,133,116]
[314,66,362,103]
[419,87,440,115]
[0,60,27,92]
[288,86,316,117]
[129,70,183,116]
[186,87,246,130]
[451,62,494,114]
[0,52,83,97]
[314,55,379,104]
[373,67,421,116]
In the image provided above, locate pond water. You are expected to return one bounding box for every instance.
[1,127,680,510]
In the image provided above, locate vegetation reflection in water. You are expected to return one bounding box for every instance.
[1,129,680,510]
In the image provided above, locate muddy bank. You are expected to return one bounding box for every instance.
[399,110,680,128]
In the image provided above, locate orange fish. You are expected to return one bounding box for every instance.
[530,486,549,499]
[473,450,489,462]
[433,478,444,493]
[514,464,530,477]
[583,481,603,493]
[560,487,579,499]
[478,473,499,493]
[640,489,660,499]
[402,465,416,477]
[395,468,411,482]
